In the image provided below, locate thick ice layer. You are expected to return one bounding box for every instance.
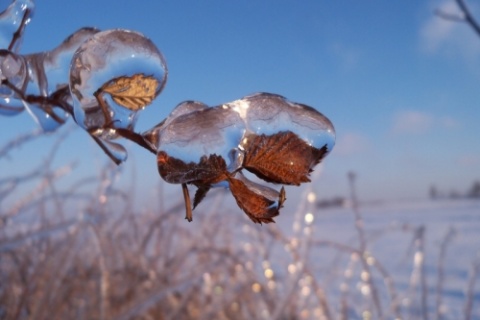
[0,28,100,131]
[0,50,27,115]
[69,29,168,137]
[143,100,209,152]
[228,92,336,152]
[157,105,246,168]
[21,28,99,131]
[153,92,335,223]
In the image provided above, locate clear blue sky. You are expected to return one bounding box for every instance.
[2,0,480,202]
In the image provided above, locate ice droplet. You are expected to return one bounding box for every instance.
[229,92,335,152]
[69,29,168,138]
[21,28,99,132]
[143,100,209,152]
[155,103,246,170]
[0,50,27,115]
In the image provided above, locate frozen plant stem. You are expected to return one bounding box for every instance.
[89,225,110,320]
[408,226,429,320]
[464,256,480,320]
[348,172,366,251]
[347,171,383,319]
[435,227,455,320]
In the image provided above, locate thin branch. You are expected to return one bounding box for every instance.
[0,130,43,159]
[435,227,456,320]
[456,0,480,36]
[464,256,480,320]
[8,8,31,51]
[436,0,480,37]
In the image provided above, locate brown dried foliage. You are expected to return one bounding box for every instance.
[101,73,159,111]
[157,152,229,185]
[157,151,286,224]
[242,131,329,185]
[228,178,285,224]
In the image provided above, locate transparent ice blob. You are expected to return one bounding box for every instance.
[156,104,246,174]
[228,92,336,152]
[0,0,35,52]
[69,29,168,138]
[143,100,209,153]
[228,92,336,186]
[153,93,335,223]
[20,27,99,132]
[0,49,27,115]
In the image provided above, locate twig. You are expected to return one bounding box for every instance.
[0,219,78,252]
[435,227,456,320]
[407,226,429,320]
[456,0,480,36]
[0,130,43,159]
[464,255,480,320]
[348,171,383,319]
[436,0,480,37]
[8,8,31,51]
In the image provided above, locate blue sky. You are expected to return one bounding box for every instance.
[2,0,480,203]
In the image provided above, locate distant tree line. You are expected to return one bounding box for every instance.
[430,181,480,200]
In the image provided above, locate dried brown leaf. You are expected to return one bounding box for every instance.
[157,152,228,185]
[228,177,284,224]
[193,185,210,209]
[101,73,158,111]
[242,131,328,185]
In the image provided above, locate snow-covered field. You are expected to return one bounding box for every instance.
[294,198,480,319]
[1,161,479,319]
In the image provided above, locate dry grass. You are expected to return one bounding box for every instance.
[1,132,478,320]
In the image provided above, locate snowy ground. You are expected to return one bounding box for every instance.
[1,163,479,319]
[269,197,480,319]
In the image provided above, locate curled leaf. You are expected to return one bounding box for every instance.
[242,131,329,186]
[193,185,211,209]
[157,152,228,185]
[101,73,159,111]
[228,175,285,224]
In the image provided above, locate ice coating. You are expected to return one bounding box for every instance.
[42,28,100,101]
[143,100,209,152]
[153,92,335,223]
[157,105,246,170]
[229,92,336,152]
[69,29,168,137]
[0,28,99,130]
[0,0,35,52]
[155,92,335,178]
[21,28,99,131]
[0,50,27,115]
[0,0,34,116]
